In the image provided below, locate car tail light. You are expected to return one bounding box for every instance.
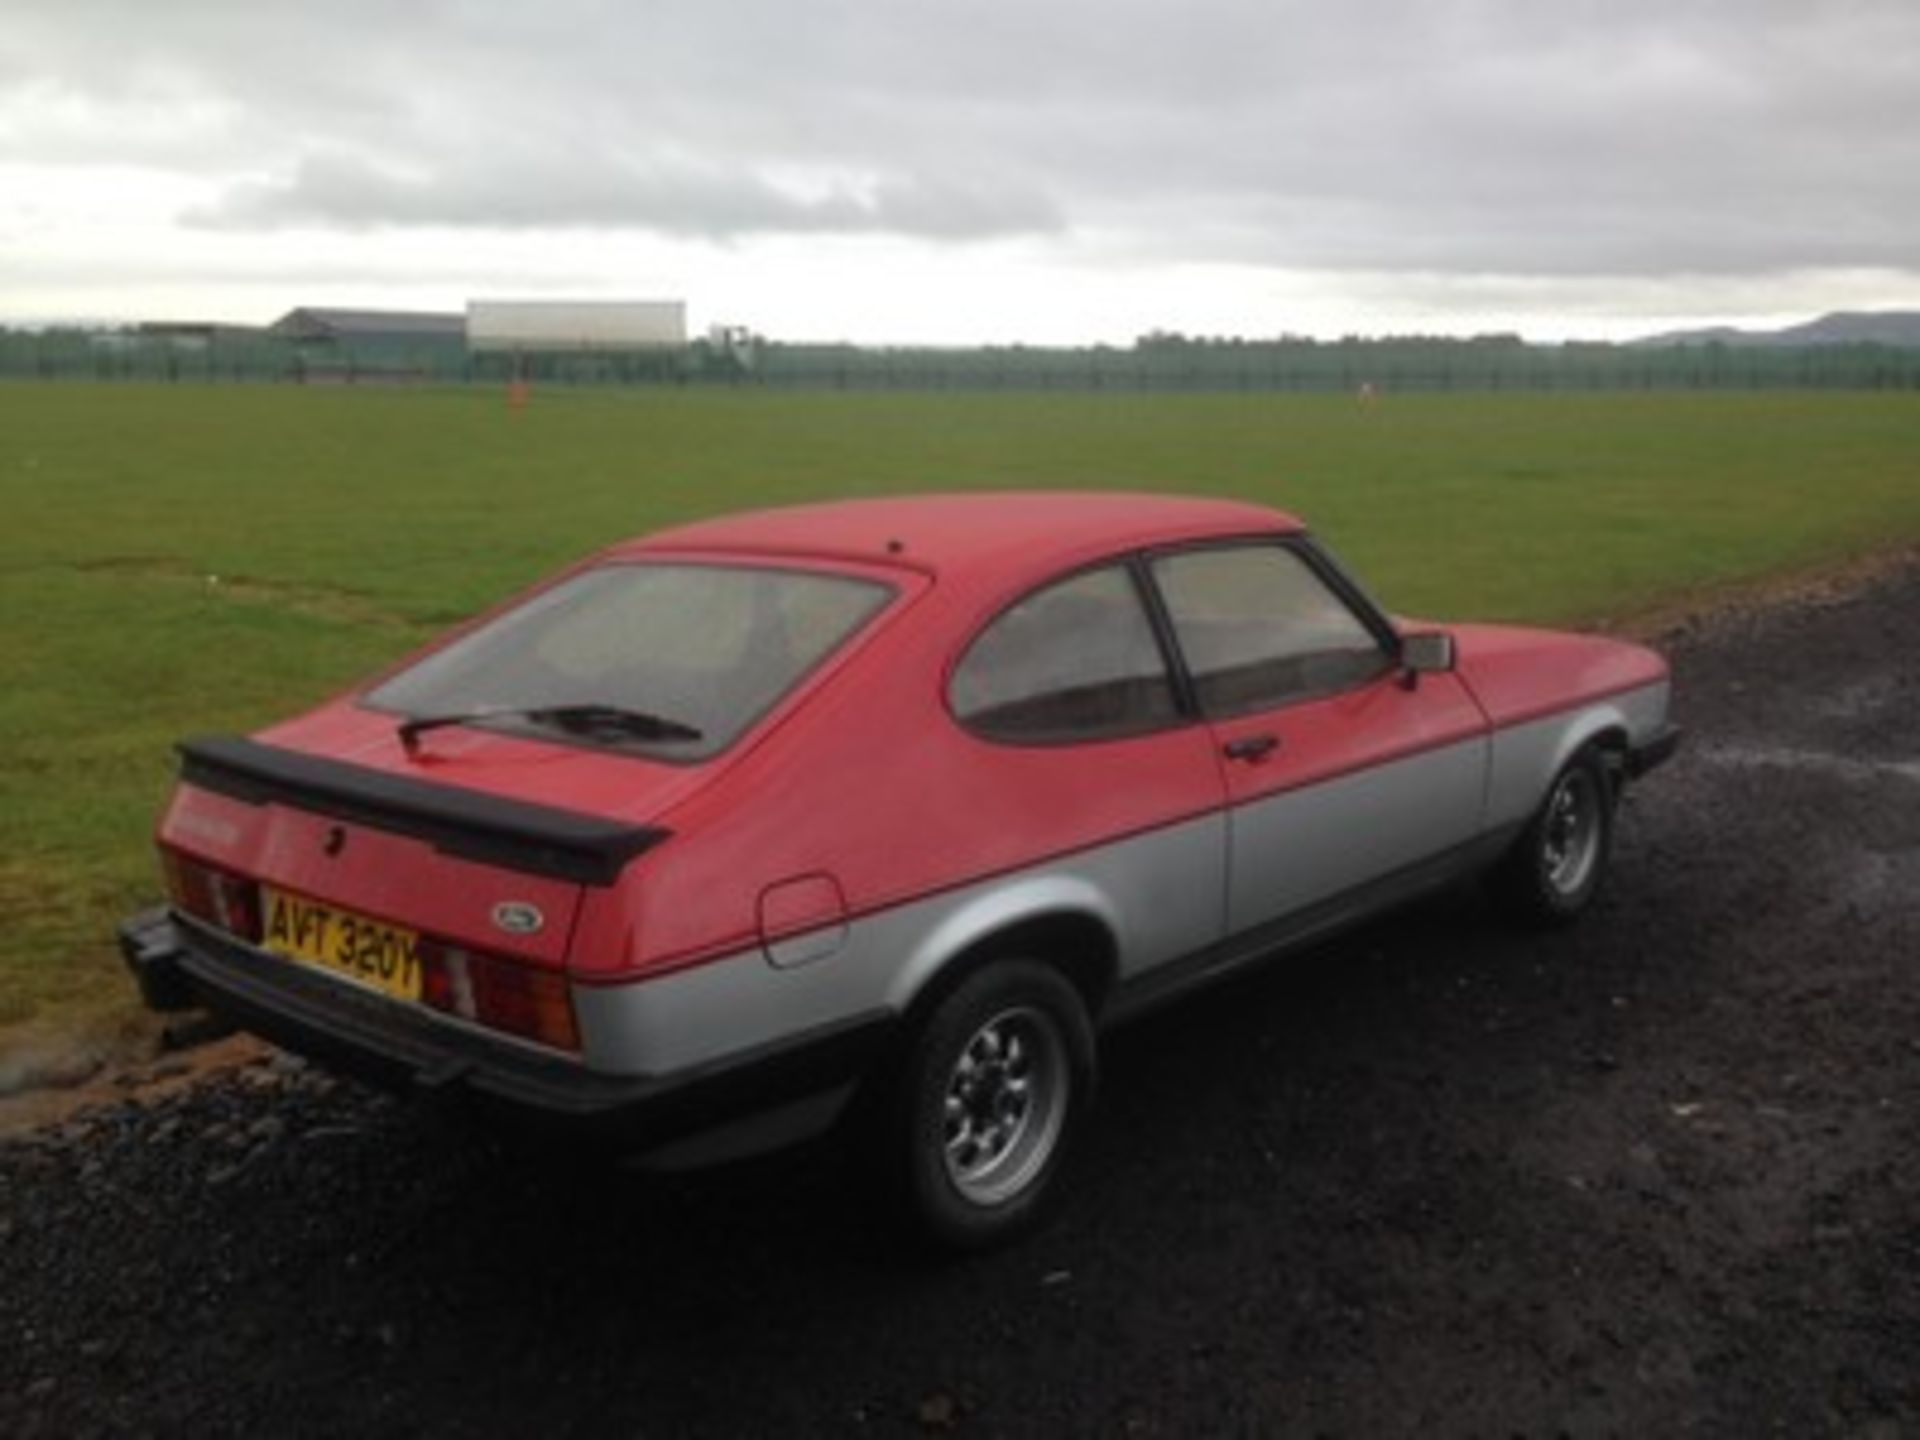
[162,847,262,942]
[419,940,580,1053]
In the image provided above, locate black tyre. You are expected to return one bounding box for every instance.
[892,959,1096,1252]
[1493,746,1616,926]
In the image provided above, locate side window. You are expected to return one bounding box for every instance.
[1151,545,1391,716]
[951,565,1180,742]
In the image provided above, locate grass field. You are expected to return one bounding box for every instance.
[4,383,1919,1069]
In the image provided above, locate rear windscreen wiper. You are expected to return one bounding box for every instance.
[398,703,704,752]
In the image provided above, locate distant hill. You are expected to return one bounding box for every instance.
[1634,310,1920,348]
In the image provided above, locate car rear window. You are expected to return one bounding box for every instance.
[365,562,893,760]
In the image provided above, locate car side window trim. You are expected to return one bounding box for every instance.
[1125,553,1202,720]
[945,533,1401,745]
[1138,535,1402,720]
[1290,535,1403,657]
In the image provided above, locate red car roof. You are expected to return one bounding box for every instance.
[620,491,1302,585]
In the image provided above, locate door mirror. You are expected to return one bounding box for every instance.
[1400,630,1455,677]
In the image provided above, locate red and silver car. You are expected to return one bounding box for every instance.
[122,493,1679,1247]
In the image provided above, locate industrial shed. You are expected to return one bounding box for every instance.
[268,307,466,379]
[465,300,685,352]
[465,300,689,383]
[269,308,466,345]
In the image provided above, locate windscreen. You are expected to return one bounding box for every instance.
[365,562,893,760]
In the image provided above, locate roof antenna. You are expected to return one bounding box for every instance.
[886,538,905,554]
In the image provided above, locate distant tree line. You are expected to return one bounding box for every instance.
[3,326,1917,392]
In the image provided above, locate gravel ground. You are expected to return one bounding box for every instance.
[3,565,1917,1438]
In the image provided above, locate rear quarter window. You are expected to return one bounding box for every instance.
[950,565,1179,743]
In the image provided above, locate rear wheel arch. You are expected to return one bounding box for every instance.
[898,909,1120,1034]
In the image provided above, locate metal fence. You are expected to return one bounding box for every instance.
[5,330,1918,392]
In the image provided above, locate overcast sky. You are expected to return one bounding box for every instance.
[3,0,1917,342]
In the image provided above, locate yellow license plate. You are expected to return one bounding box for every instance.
[261,886,423,1003]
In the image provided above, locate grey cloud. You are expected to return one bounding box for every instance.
[5,0,1920,276]
[189,151,1062,240]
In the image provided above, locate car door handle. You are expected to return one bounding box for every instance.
[1222,733,1280,762]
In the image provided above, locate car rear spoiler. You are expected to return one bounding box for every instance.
[176,735,669,886]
